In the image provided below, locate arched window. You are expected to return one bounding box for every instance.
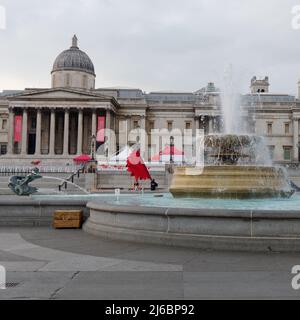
[261,89,265,93]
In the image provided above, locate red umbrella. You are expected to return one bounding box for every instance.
[31,160,41,165]
[73,154,92,163]
[126,149,151,181]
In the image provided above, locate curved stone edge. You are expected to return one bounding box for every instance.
[87,201,300,219]
[84,201,300,252]
[83,220,300,252]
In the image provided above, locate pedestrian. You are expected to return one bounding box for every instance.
[151,179,158,191]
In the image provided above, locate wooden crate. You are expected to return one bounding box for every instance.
[53,210,83,229]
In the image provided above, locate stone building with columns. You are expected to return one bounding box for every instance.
[0,35,300,166]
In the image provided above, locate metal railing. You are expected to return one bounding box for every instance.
[58,164,85,191]
[0,165,83,176]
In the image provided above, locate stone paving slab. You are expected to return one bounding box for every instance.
[183,271,299,299]
[0,227,299,299]
[53,271,184,300]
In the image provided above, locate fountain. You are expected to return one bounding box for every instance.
[170,134,294,199]
[170,66,294,199]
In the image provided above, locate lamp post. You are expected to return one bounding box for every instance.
[91,134,96,160]
[170,136,174,164]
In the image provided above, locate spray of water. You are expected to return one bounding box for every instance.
[41,176,89,194]
[221,64,244,134]
[219,65,272,166]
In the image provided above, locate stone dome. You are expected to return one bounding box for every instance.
[52,35,95,76]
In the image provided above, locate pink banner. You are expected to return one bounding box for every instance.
[96,116,106,142]
[14,115,22,142]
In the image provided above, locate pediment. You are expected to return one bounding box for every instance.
[8,88,113,101]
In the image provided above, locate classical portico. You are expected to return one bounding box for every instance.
[6,88,117,159]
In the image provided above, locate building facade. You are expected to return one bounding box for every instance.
[0,36,300,165]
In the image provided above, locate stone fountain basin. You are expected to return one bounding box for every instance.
[2,192,300,252]
[170,165,293,199]
[84,199,300,252]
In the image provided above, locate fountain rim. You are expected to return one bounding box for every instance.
[86,198,300,217]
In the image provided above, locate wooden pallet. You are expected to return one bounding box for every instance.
[53,210,83,229]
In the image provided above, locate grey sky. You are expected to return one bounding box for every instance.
[0,0,300,95]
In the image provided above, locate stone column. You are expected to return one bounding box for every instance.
[21,108,28,155]
[35,109,42,155]
[198,117,201,130]
[140,115,146,131]
[105,109,112,156]
[106,109,111,131]
[293,118,299,161]
[77,109,83,155]
[7,108,14,154]
[63,109,70,156]
[49,109,56,155]
[92,109,97,137]
[208,116,214,134]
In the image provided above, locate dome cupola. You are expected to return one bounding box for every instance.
[51,35,96,90]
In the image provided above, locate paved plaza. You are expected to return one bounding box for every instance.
[0,227,299,300]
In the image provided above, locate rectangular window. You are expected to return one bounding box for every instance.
[268,145,275,160]
[133,120,139,129]
[285,123,290,135]
[185,122,191,130]
[283,146,292,161]
[1,119,7,130]
[149,121,154,132]
[167,121,173,131]
[0,144,7,155]
[267,123,272,135]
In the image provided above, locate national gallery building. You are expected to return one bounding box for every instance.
[0,36,300,165]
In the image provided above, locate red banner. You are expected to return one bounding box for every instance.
[14,115,22,142]
[96,116,105,142]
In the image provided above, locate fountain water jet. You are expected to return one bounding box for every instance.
[170,66,294,199]
[41,176,89,194]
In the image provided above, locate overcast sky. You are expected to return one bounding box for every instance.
[1,0,300,94]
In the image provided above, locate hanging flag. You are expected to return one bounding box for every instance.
[14,115,22,142]
[126,148,151,181]
[96,116,106,142]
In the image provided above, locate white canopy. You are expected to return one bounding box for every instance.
[109,146,133,162]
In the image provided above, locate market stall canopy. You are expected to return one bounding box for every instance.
[151,145,184,163]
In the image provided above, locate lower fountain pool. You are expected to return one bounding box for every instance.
[31,192,300,211]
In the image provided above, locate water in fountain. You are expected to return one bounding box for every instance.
[41,176,89,194]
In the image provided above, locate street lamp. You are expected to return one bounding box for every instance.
[170,136,174,164]
[91,134,96,160]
